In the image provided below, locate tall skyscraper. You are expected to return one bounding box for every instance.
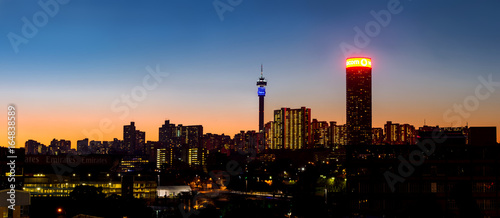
[256,65,267,132]
[346,57,372,145]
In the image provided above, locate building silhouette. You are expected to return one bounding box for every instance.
[123,122,146,155]
[25,139,46,155]
[48,139,71,155]
[346,57,372,145]
[77,138,90,155]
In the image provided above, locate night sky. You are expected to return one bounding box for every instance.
[1,0,499,146]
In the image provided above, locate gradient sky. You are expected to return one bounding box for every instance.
[1,0,500,148]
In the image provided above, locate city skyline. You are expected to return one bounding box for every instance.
[15,107,497,150]
[2,1,500,147]
[3,58,500,147]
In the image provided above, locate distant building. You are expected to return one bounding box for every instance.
[136,130,146,155]
[372,127,383,145]
[264,121,273,149]
[203,133,231,152]
[89,140,102,154]
[233,130,262,153]
[267,107,312,149]
[181,125,203,148]
[330,121,347,146]
[77,138,90,155]
[123,122,146,155]
[124,122,137,154]
[312,119,329,148]
[186,147,206,167]
[108,138,123,154]
[158,120,204,167]
[159,120,203,148]
[346,57,372,145]
[156,148,167,169]
[159,120,176,147]
[145,141,160,163]
[25,140,46,155]
[48,139,71,155]
[384,121,416,145]
[417,126,468,145]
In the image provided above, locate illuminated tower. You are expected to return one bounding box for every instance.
[257,65,267,132]
[346,57,372,145]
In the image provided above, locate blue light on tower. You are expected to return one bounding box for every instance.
[258,87,266,96]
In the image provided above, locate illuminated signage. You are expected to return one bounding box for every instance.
[258,87,266,96]
[346,57,371,68]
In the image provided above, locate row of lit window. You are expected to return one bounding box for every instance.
[133,183,155,188]
[25,183,122,188]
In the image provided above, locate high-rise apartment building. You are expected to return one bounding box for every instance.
[346,57,372,145]
[267,107,312,149]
